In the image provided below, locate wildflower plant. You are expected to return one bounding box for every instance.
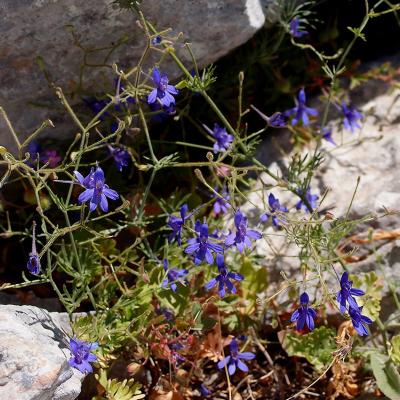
[0,1,399,398]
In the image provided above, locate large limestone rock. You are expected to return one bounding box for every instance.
[0,305,82,400]
[0,0,271,153]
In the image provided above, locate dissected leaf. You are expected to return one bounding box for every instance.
[350,272,383,321]
[94,369,145,400]
[390,335,400,365]
[279,326,336,372]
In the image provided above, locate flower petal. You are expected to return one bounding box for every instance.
[217,356,230,369]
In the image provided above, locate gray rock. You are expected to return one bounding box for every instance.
[0,0,273,153]
[0,305,82,400]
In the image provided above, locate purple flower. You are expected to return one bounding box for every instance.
[151,36,162,45]
[337,272,365,314]
[74,166,119,212]
[114,78,135,106]
[69,337,98,374]
[200,384,211,396]
[250,105,287,128]
[205,254,244,297]
[269,112,288,128]
[225,210,262,253]
[285,89,318,126]
[290,292,317,331]
[107,145,130,171]
[168,204,188,246]
[217,338,255,376]
[42,150,61,168]
[27,222,40,275]
[185,222,223,265]
[157,308,174,322]
[203,123,234,153]
[168,342,185,364]
[27,140,41,164]
[25,142,62,168]
[340,102,363,132]
[162,259,188,292]
[83,97,110,121]
[289,17,308,38]
[295,188,319,212]
[348,306,372,336]
[321,126,335,145]
[260,193,288,227]
[212,188,230,216]
[147,68,178,108]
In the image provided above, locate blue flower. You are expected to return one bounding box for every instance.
[348,306,372,336]
[217,338,255,376]
[74,166,119,212]
[295,188,319,212]
[250,105,287,128]
[157,307,174,322]
[162,259,188,292]
[185,222,223,265]
[260,193,288,227]
[337,272,365,314]
[212,188,230,216]
[168,342,185,364]
[321,126,335,145]
[289,17,308,38]
[340,102,362,132]
[107,145,130,171]
[205,254,244,297]
[168,204,188,246]
[200,384,211,396]
[147,68,178,108]
[27,222,40,275]
[151,36,162,45]
[225,210,262,253]
[290,292,317,331]
[25,141,62,168]
[83,97,110,121]
[69,337,98,374]
[286,89,318,126]
[26,140,41,166]
[203,123,234,153]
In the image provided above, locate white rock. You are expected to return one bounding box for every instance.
[0,305,83,400]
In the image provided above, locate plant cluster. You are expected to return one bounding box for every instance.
[1,0,400,399]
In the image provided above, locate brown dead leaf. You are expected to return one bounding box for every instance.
[198,325,233,362]
[349,229,400,244]
[327,360,361,399]
[149,389,185,400]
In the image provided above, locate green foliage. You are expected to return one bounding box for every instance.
[370,352,400,400]
[94,369,145,400]
[351,272,383,321]
[179,65,217,93]
[390,335,400,365]
[240,257,269,304]
[347,27,367,42]
[112,0,142,13]
[281,327,336,372]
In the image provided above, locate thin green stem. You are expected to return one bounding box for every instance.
[0,106,21,150]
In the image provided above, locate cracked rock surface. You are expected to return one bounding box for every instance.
[0,305,82,400]
[0,0,274,152]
